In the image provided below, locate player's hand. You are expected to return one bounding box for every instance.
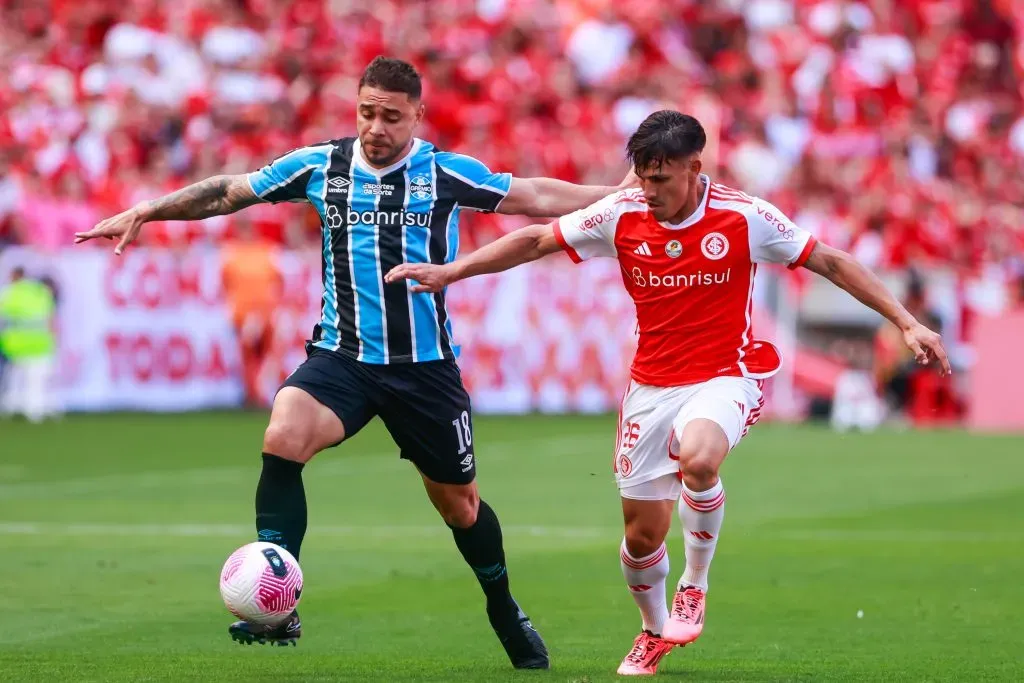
[902,322,951,376]
[384,263,457,293]
[74,205,147,255]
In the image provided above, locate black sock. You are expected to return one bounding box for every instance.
[255,453,307,560]
[449,499,514,612]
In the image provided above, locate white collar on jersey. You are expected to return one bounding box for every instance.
[353,137,423,177]
[659,173,711,230]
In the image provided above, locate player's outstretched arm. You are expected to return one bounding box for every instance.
[498,169,637,218]
[385,223,561,293]
[802,241,951,375]
[74,175,261,255]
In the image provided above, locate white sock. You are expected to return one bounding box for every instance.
[678,479,725,592]
[620,539,670,635]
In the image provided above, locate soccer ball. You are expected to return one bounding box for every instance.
[219,542,303,626]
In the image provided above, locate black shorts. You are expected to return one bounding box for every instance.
[281,346,476,485]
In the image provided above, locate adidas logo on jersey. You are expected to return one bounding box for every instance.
[633,242,652,256]
[327,177,351,194]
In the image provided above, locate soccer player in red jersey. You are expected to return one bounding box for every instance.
[386,111,949,676]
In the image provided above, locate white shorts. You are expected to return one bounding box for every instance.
[616,376,765,500]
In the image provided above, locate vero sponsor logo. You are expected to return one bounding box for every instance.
[579,208,615,231]
[756,205,795,240]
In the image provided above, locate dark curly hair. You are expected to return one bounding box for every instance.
[626,111,706,170]
[359,56,422,100]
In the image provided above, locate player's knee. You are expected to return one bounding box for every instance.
[676,420,728,489]
[438,491,479,528]
[679,453,720,490]
[677,441,725,489]
[623,524,664,558]
[262,421,310,462]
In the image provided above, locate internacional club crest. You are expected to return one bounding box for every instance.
[701,232,729,260]
[410,174,432,200]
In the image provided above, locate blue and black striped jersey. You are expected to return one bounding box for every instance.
[247,137,511,364]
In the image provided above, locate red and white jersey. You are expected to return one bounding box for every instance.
[552,176,817,387]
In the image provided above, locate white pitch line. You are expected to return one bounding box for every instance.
[0,435,605,500]
[769,529,1024,543]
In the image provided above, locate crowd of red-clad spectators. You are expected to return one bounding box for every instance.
[1,0,1023,284]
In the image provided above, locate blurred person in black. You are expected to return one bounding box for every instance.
[873,271,955,421]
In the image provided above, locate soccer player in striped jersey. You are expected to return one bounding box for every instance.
[386,110,950,675]
[75,57,637,667]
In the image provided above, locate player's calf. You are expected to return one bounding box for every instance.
[663,418,729,645]
[623,504,671,559]
[620,495,674,637]
[428,481,549,669]
[255,388,345,561]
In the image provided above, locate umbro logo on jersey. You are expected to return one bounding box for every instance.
[633,242,653,257]
[460,453,475,473]
[327,177,351,194]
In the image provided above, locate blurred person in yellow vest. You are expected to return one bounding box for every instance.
[0,267,59,422]
[221,219,282,407]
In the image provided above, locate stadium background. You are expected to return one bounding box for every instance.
[1,0,1024,427]
[2,1,1024,681]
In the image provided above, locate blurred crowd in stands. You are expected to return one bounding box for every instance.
[0,0,1021,273]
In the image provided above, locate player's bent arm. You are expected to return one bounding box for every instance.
[802,241,951,374]
[449,223,562,281]
[498,177,621,218]
[136,175,261,222]
[384,223,561,293]
[801,243,916,329]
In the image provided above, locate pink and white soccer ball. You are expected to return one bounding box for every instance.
[219,542,303,626]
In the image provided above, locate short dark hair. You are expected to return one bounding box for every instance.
[626,111,706,170]
[359,56,422,100]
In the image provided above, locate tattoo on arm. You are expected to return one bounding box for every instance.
[140,175,260,222]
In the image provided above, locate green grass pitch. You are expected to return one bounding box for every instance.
[1,413,1022,682]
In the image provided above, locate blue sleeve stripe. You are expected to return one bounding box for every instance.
[249,146,329,198]
[434,152,511,195]
[251,163,318,198]
[439,166,509,196]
